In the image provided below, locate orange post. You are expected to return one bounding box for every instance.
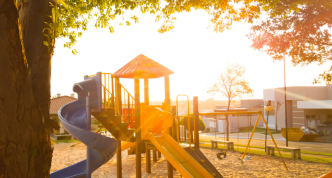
[134,78,141,178]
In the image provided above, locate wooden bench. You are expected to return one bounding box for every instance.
[266,145,301,159]
[211,140,234,150]
[54,134,74,141]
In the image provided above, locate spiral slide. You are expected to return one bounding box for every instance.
[50,77,118,178]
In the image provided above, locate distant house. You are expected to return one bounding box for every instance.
[200,99,264,133]
[264,85,332,133]
[50,94,77,134]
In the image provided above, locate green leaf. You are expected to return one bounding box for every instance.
[72,49,78,56]
[109,26,115,33]
[43,41,49,47]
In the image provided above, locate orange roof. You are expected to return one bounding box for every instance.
[50,96,77,115]
[113,54,174,78]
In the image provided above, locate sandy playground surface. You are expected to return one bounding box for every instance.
[51,143,332,178]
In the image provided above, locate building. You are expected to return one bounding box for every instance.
[200,99,264,133]
[50,94,77,134]
[263,85,332,133]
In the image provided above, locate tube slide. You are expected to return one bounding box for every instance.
[148,132,214,178]
[50,100,118,178]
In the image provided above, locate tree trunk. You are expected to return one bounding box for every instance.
[226,99,231,141]
[275,110,278,133]
[0,0,53,177]
[17,0,58,130]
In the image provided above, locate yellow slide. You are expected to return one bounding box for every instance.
[120,141,135,151]
[148,132,214,178]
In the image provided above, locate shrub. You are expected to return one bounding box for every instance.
[179,114,206,131]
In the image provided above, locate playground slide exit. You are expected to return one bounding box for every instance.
[148,132,214,178]
[50,100,118,178]
[121,141,135,151]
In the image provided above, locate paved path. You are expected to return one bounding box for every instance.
[199,133,332,154]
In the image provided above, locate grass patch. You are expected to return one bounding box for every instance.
[235,127,279,134]
[55,140,79,144]
[301,151,332,157]
[200,139,332,156]
[199,143,332,164]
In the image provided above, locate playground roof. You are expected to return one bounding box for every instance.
[113,54,174,79]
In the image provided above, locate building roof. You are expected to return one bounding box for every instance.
[113,54,174,79]
[50,96,77,115]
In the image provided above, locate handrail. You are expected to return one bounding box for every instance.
[102,85,125,119]
[87,72,135,129]
[176,94,195,149]
[86,74,96,78]
[113,77,135,100]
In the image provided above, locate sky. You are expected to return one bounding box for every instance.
[51,9,330,101]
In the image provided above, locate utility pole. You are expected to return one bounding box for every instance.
[284,56,288,147]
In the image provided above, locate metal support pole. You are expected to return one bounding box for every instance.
[241,114,288,171]
[193,96,199,148]
[284,56,288,147]
[86,96,92,178]
[265,111,269,151]
[241,114,260,164]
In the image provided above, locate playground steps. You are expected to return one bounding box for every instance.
[92,108,135,142]
[184,147,223,178]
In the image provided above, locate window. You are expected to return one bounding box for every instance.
[306,115,316,119]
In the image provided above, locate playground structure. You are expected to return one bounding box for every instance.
[50,54,290,178]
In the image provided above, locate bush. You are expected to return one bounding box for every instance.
[179,114,206,131]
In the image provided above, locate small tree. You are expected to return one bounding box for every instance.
[275,101,284,133]
[207,63,253,141]
[180,114,206,132]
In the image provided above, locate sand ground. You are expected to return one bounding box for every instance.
[51,143,332,178]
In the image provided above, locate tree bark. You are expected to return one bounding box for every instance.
[0,0,53,177]
[17,0,58,130]
[275,110,278,133]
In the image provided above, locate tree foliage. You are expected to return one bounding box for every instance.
[207,63,253,103]
[207,62,253,140]
[49,0,264,54]
[179,114,206,131]
[246,0,332,84]
[51,0,332,82]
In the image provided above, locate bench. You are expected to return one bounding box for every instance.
[266,145,301,159]
[54,134,74,141]
[211,140,234,150]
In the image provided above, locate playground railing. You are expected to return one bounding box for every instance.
[87,72,135,128]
